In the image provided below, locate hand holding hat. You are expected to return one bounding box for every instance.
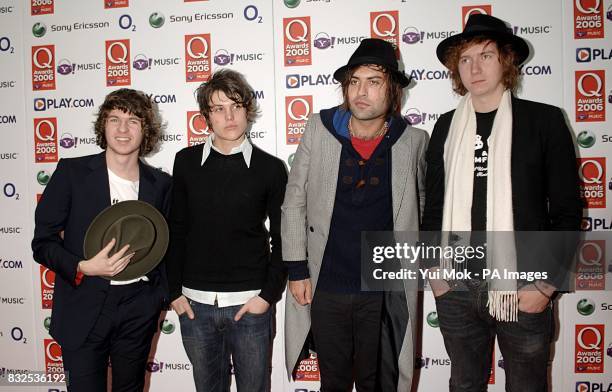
[83,200,169,281]
[78,237,135,278]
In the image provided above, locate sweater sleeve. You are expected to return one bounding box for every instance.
[165,151,189,302]
[259,159,289,305]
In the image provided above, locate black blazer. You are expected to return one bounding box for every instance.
[422,96,582,287]
[32,152,172,350]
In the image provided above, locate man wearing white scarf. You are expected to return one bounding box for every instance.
[422,14,582,392]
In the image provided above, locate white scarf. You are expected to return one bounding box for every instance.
[441,90,518,322]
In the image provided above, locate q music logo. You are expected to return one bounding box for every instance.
[578,158,606,208]
[34,118,58,163]
[576,240,605,290]
[40,265,55,309]
[31,0,54,16]
[574,0,603,39]
[462,5,492,28]
[575,70,605,122]
[285,96,312,145]
[283,17,311,66]
[105,39,130,87]
[44,339,63,374]
[370,11,399,58]
[185,34,211,83]
[186,111,210,146]
[31,45,56,91]
[104,0,128,8]
[293,353,320,381]
[575,325,605,373]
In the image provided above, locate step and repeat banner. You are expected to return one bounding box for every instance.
[0,0,611,391]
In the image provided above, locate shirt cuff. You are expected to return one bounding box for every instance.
[287,260,309,281]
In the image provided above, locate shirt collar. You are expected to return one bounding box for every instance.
[201,133,252,168]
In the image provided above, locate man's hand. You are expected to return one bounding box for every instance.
[289,278,312,306]
[171,295,195,320]
[234,296,270,321]
[77,238,134,277]
[518,283,552,313]
[428,268,451,298]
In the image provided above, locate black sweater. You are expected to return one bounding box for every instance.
[166,143,288,304]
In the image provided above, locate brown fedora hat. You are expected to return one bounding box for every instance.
[83,200,169,281]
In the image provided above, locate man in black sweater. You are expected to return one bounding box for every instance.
[165,69,287,392]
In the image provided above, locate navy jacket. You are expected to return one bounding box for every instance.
[32,152,172,350]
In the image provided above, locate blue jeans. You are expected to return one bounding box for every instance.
[179,299,272,392]
[434,281,552,392]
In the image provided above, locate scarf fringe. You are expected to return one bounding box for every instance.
[487,290,518,322]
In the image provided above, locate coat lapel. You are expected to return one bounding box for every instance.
[85,152,111,212]
[319,128,342,236]
[137,160,157,206]
[391,131,412,224]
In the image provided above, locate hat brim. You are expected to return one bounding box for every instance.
[83,200,169,281]
[436,30,529,67]
[333,57,412,88]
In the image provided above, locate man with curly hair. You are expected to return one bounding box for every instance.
[166,69,287,392]
[32,88,171,391]
[422,14,581,391]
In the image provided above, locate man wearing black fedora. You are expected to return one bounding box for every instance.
[283,38,428,391]
[32,89,171,392]
[422,14,581,391]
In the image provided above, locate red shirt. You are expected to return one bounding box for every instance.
[350,134,384,160]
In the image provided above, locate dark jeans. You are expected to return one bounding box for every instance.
[310,289,383,392]
[434,281,552,392]
[62,281,163,392]
[179,299,272,392]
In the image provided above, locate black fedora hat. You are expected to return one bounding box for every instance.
[333,38,411,87]
[436,14,529,66]
[83,200,169,281]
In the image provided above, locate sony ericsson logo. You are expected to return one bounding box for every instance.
[577,298,596,316]
[577,130,596,148]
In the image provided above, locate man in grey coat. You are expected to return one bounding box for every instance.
[282,38,428,391]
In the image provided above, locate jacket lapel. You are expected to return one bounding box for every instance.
[85,152,111,212]
[137,160,157,206]
[391,131,412,224]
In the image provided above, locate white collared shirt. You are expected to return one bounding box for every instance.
[201,133,252,168]
[192,133,257,307]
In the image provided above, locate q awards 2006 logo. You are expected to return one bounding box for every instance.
[31,0,53,15]
[574,0,603,39]
[34,117,58,163]
[185,34,211,83]
[186,111,210,146]
[575,324,605,373]
[32,45,56,91]
[105,39,130,86]
[578,157,606,208]
[44,339,63,374]
[40,265,55,309]
[104,0,129,8]
[283,17,311,66]
[576,70,606,122]
[294,353,319,381]
[285,96,312,145]
[370,11,399,58]
[576,240,606,290]
[462,5,492,28]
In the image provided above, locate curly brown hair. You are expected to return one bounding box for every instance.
[94,88,161,156]
[443,37,520,96]
[340,64,404,117]
[196,69,259,128]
